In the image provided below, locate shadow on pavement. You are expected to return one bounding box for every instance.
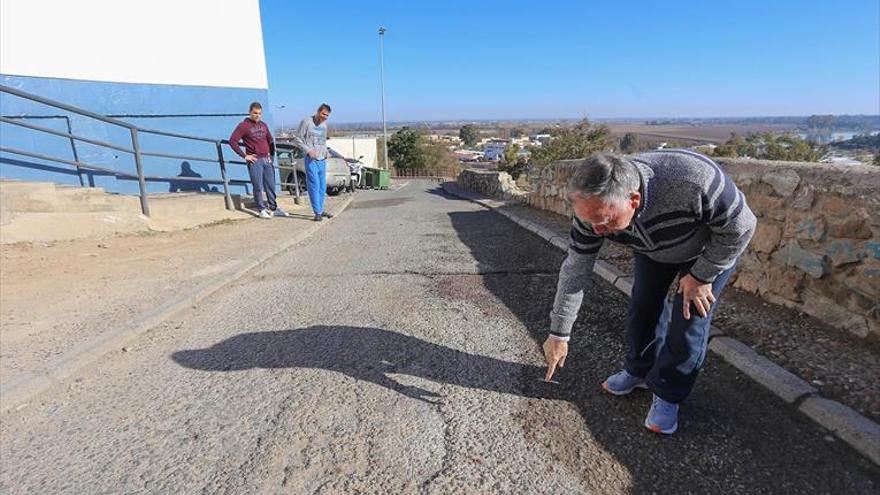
[171,326,560,405]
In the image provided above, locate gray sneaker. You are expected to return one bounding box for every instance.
[273,207,290,217]
[645,394,679,434]
[602,369,648,395]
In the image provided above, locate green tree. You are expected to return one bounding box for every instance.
[388,127,425,169]
[498,143,528,179]
[509,126,525,139]
[420,142,459,173]
[712,132,825,162]
[459,125,479,147]
[873,154,880,166]
[619,133,640,153]
[528,119,611,169]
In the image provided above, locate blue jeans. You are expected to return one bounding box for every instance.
[624,253,738,403]
[305,157,326,215]
[247,157,277,211]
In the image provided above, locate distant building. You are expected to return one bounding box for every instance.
[454,150,483,162]
[482,139,510,161]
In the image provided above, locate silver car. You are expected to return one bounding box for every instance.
[276,143,352,196]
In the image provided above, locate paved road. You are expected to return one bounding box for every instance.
[2,180,878,493]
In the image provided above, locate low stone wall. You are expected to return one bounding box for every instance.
[476,159,880,339]
[456,169,528,202]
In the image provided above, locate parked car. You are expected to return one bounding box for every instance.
[275,143,352,195]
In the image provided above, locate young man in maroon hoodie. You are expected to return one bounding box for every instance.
[229,102,288,219]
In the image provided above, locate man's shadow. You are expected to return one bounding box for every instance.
[171,326,562,404]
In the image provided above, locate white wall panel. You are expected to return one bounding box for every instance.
[0,0,268,89]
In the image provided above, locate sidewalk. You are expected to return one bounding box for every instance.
[442,181,880,465]
[0,194,351,412]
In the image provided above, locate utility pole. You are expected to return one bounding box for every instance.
[378,26,389,170]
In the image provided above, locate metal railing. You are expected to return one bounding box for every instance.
[391,166,460,179]
[0,84,266,217]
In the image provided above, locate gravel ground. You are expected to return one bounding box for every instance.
[487,199,880,424]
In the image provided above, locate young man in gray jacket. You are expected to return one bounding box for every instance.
[293,104,332,221]
[543,150,756,434]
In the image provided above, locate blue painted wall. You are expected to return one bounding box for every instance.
[0,74,270,194]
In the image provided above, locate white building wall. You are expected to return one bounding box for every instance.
[0,0,268,89]
[327,137,379,168]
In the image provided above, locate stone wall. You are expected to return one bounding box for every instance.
[456,169,528,202]
[511,159,879,339]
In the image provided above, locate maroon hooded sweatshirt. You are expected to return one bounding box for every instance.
[229,118,275,159]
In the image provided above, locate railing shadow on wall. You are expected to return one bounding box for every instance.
[0,84,297,217]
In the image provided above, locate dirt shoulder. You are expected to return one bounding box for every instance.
[0,195,345,402]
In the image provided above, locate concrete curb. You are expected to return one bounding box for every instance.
[1,195,354,414]
[442,181,880,466]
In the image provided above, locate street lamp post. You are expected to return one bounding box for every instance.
[276,104,286,135]
[378,26,389,170]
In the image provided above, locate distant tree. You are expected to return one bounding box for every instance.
[528,119,611,169]
[873,154,880,166]
[806,114,836,130]
[509,126,525,139]
[712,132,825,162]
[375,137,388,168]
[459,125,479,147]
[619,133,640,153]
[420,142,459,172]
[388,127,425,169]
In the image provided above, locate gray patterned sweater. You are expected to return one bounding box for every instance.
[550,150,756,341]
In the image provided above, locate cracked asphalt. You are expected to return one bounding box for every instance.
[1,180,878,494]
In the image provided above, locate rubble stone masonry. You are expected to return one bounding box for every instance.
[459,158,880,339]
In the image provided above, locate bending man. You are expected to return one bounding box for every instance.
[543,150,756,434]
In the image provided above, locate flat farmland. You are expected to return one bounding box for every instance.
[607,123,798,144]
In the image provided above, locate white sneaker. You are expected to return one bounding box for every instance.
[259,209,272,219]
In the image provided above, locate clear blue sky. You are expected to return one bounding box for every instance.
[260,0,880,125]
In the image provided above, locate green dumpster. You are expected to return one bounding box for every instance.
[376,169,390,190]
[362,167,377,188]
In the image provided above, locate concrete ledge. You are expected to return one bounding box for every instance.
[799,397,880,466]
[708,337,817,403]
[593,260,623,285]
[0,195,354,412]
[614,276,634,297]
[709,325,725,339]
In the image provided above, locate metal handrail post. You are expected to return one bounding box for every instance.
[62,117,87,187]
[129,128,151,216]
[292,163,302,205]
[216,142,233,210]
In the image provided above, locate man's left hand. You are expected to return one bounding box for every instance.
[677,274,715,320]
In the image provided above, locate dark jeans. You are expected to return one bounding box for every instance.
[624,253,737,403]
[248,157,277,211]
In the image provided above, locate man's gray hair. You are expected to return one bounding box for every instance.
[568,153,641,204]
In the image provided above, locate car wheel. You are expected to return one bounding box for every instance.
[291,172,307,194]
